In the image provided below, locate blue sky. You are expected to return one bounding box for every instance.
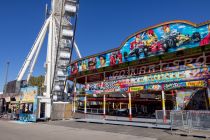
[0,0,210,91]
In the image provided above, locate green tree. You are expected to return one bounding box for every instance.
[28,75,45,94]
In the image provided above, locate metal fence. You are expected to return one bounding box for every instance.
[188,110,210,130]
[170,110,190,133]
[77,108,104,115]
[74,109,210,132]
[155,110,171,124]
[170,110,210,133]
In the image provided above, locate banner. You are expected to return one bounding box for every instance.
[21,90,37,102]
[129,86,144,92]
[145,84,162,91]
[163,82,186,90]
[186,80,206,87]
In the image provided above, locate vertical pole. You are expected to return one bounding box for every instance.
[162,90,167,123]
[45,16,53,119]
[4,61,10,93]
[103,94,106,119]
[84,94,87,118]
[46,16,53,98]
[73,79,76,113]
[176,95,179,110]
[128,92,132,121]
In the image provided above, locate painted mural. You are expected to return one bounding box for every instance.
[176,88,208,110]
[69,21,210,75]
[19,86,38,122]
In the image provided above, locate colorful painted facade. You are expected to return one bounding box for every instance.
[69,20,210,75]
[68,20,210,112]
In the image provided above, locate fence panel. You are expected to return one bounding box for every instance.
[170,110,190,132]
[155,110,171,124]
[189,110,210,130]
[170,110,210,133]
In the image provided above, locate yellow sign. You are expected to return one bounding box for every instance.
[129,86,144,92]
[21,90,37,103]
[186,81,205,87]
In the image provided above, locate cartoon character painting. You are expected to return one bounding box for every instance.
[145,29,158,46]
[117,51,123,64]
[88,57,96,70]
[99,55,106,67]
[81,61,88,71]
[69,21,210,75]
[146,29,164,55]
[128,34,147,59]
[110,52,116,66]
[110,51,123,66]
[200,24,210,46]
[71,62,78,74]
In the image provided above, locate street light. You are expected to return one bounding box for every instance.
[3,61,10,94]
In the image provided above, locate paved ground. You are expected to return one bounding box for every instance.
[0,120,154,140]
[43,120,201,140]
[0,120,204,140]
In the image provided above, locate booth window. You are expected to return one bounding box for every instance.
[21,103,33,114]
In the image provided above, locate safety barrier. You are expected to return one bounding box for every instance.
[189,110,210,130]
[170,110,210,133]
[155,110,171,124]
[170,110,190,133]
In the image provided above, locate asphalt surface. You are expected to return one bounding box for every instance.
[43,120,201,140]
[0,120,203,140]
[0,120,154,140]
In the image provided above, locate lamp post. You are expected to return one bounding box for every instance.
[4,61,10,93]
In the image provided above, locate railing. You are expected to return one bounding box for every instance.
[74,109,210,132]
[155,110,171,124]
[74,108,157,123]
[170,110,210,133]
[77,108,104,115]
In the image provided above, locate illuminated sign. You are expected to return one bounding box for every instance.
[129,86,144,92]
[145,84,162,91]
[163,82,186,90]
[86,67,210,93]
[186,81,206,87]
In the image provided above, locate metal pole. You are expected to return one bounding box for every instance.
[4,61,10,93]
[84,94,87,118]
[162,90,167,123]
[103,94,106,119]
[128,92,132,121]
[73,79,76,113]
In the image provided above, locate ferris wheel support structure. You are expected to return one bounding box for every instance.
[16,0,81,119]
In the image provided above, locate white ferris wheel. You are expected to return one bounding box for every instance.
[16,0,81,118]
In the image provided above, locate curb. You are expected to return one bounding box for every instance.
[75,119,171,130]
[172,131,210,139]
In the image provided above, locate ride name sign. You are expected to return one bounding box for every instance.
[129,86,144,92]
[186,80,206,87]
